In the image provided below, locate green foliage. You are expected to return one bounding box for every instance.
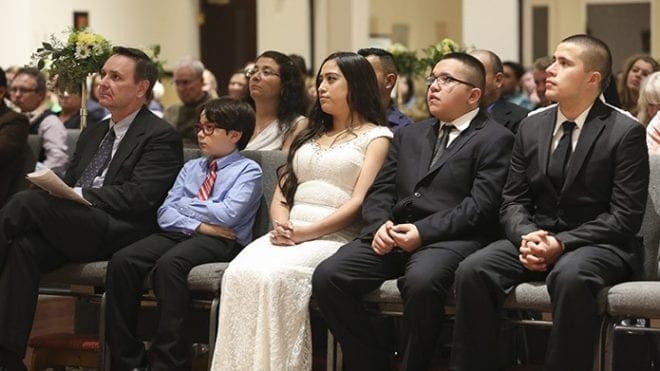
[32,28,112,93]
[386,38,472,78]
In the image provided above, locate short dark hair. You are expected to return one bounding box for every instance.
[470,49,503,74]
[533,56,553,71]
[357,47,398,75]
[441,52,486,93]
[15,67,47,94]
[203,96,255,150]
[503,61,525,80]
[288,54,308,76]
[111,46,158,100]
[0,67,6,89]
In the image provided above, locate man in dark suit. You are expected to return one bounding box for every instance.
[0,47,183,371]
[0,67,31,208]
[312,53,514,371]
[470,50,529,134]
[451,35,649,371]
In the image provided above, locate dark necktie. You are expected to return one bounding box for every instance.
[548,121,576,191]
[75,128,116,187]
[430,124,454,168]
[198,160,218,200]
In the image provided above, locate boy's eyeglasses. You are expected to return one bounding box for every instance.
[425,73,476,88]
[195,123,220,136]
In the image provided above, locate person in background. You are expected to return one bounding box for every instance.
[227,69,249,102]
[9,67,68,170]
[502,61,534,110]
[88,74,111,125]
[0,66,31,208]
[470,49,529,134]
[106,97,261,371]
[358,47,414,131]
[244,51,307,151]
[164,57,213,147]
[617,54,658,115]
[532,56,553,108]
[203,69,219,99]
[57,90,82,129]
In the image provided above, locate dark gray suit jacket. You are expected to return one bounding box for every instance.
[489,98,530,134]
[500,100,649,274]
[360,109,515,253]
[64,105,183,235]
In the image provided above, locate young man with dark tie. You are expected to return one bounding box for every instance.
[105,97,262,371]
[312,53,514,370]
[451,34,649,371]
[0,47,183,371]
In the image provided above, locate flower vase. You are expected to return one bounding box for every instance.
[80,79,88,131]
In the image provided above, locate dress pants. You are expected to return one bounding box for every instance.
[450,239,630,371]
[0,190,144,369]
[106,232,240,371]
[312,238,480,371]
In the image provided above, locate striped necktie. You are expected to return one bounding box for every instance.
[197,160,218,200]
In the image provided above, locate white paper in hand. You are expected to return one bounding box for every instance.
[26,169,92,206]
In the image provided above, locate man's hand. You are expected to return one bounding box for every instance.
[372,220,396,255]
[519,230,563,271]
[389,223,422,252]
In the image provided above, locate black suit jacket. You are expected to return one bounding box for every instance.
[489,99,530,134]
[0,101,31,207]
[360,109,515,252]
[64,106,183,235]
[500,100,649,274]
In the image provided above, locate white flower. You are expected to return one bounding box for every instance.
[92,43,105,56]
[75,43,91,59]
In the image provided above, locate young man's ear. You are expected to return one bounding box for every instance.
[136,79,150,99]
[494,72,504,89]
[385,73,397,91]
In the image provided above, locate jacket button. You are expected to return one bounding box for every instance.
[414,192,421,198]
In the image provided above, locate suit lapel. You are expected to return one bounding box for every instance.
[425,110,487,176]
[419,119,438,180]
[561,100,607,193]
[104,107,149,183]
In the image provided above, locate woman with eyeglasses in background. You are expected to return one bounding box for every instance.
[244,50,308,151]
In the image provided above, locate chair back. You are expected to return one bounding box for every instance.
[640,155,660,280]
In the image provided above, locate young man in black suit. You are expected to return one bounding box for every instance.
[451,35,649,371]
[0,47,183,371]
[312,53,514,370]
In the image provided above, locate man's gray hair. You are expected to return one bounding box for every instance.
[176,57,205,77]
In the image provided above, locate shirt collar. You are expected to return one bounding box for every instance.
[109,107,141,138]
[554,103,593,136]
[441,107,479,133]
[205,149,241,171]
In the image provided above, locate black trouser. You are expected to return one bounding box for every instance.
[105,232,240,371]
[450,239,630,371]
[313,239,479,371]
[0,190,143,369]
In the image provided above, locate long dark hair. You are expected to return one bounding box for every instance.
[251,51,307,134]
[278,52,387,207]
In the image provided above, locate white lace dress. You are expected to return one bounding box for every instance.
[211,126,392,370]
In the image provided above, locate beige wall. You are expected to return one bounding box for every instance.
[0,0,199,70]
[257,0,311,61]
[368,0,462,51]
[463,0,519,61]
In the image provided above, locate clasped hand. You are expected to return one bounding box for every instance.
[372,220,422,255]
[270,220,311,246]
[519,230,563,271]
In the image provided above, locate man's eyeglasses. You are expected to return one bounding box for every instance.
[425,74,476,89]
[195,123,224,136]
[9,87,38,95]
[245,68,280,79]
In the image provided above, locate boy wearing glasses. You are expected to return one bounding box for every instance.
[313,53,514,370]
[105,97,263,371]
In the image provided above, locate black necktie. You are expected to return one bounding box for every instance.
[430,124,454,168]
[75,128,116,187]
[548,121,576,191]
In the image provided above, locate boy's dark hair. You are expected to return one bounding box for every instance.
[111,46,158,100]
[561,34,614,92]
[442,52,486,93]
[503,61,525,80]
[357,47,398,75]
[203,96,255,150]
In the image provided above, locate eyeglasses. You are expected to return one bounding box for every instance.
[245,68,280,79]
[195,123,223,136]
[9,87,38,95]
[425,73,476,88]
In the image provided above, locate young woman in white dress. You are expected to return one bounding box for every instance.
[244,51,308,152]
[211,52,394,370]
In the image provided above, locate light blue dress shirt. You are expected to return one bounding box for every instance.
[157,150,263,246]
